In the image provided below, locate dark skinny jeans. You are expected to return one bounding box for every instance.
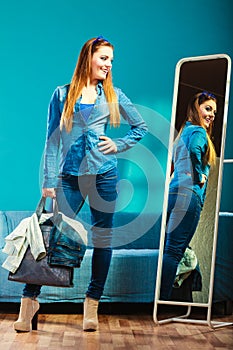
[23,167,118,300]
[160,188,202,300]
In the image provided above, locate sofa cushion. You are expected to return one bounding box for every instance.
[111,212,161,249]
[0,248,159,303]
[76,211,162,249]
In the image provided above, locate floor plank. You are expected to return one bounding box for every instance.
[0,311,232,350]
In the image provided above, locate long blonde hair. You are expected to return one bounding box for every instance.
[175,91,217,165]
[60,37,120,132]
[185,91,217,166]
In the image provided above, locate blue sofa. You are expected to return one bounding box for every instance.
[0,209,232,313]
[0,210,161,304]
[213,212,233,313]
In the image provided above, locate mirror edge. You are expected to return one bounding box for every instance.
[207,53,231,309]
[153,53,232,323]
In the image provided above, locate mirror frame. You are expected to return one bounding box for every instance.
[153,53,232,328]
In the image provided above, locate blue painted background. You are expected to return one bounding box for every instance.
[0,0,232,212]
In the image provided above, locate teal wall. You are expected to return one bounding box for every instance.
[0,0,233,212]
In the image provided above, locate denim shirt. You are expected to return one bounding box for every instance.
[170,121,210,206]
[43,82,148,188]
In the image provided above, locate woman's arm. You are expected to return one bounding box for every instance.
[189,128,208,184]
[42,87,62,189]
[113,88,148,153]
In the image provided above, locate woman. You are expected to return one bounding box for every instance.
[14,36,148,332]
[160,91,217,300]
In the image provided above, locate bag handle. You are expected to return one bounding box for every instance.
[35,197,46,219]
[35,196,59,220]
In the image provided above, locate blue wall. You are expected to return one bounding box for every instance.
[0,0,233,212]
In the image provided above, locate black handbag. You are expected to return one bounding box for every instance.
[8,197,74,287]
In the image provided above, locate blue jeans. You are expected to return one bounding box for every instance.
[23,167,118,300]
[160,188,202,300]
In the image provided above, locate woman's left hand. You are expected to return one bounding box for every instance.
[199,174,207,188]
[98,136,117,154]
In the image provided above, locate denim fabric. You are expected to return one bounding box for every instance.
[56,168,118,249]
[23,167,118,300]
[22,284,41,299]
[43,82,148,188]
[47,222,86,268]
[170,122,210,206]
[79,103,94,122]
[160,188,202,300]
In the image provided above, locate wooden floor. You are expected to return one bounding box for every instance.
[0,304,232,350]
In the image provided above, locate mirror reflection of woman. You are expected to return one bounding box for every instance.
[160,91,217,300]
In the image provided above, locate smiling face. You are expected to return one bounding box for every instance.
[198,99,217,129]
[91,46,113,84]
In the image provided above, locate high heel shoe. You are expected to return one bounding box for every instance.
[14,297,40,332]
[83,297,99,331]
[31,311,39,330]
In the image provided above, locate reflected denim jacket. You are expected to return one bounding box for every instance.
[170,122,210,206]
[43,82,148,188]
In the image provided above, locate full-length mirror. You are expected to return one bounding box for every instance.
[154,54,231,325]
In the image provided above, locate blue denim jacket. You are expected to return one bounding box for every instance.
[43,82,148,188]
[170,122,210,206]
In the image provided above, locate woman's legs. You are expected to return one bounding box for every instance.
[86,168,118,300]
[55,169,118,331]
[55,170,117,301]
[160,190,202,300]
[20,169,117,332]
[22,284,42,298]
[82,168,118,331]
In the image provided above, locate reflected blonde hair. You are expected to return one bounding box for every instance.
[186,91,217,166]
[60,37,120,132]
